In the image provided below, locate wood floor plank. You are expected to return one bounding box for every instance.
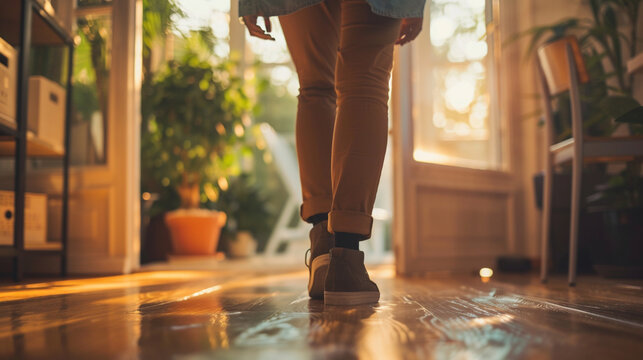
[0,265,642,359]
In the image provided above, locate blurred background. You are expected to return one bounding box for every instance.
[1,0,641,278]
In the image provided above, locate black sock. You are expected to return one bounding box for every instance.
[335,232,360,250]
[307,213,328,225]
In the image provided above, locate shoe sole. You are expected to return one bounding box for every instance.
[324,290,380,306]
[308,254,330,299]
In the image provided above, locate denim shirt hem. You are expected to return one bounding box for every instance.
[240,0,324,17]
[240,0,425,19]
[367,6,424,19]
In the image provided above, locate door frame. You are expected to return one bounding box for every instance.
[391,19,518,275]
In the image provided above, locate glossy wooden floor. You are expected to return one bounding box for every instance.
[1,263,642,359]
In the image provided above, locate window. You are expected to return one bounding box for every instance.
[174,0,231,59]
[412,0,502,170]
[70,1,112,165]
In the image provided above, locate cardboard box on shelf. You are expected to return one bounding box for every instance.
[0,37,17,127]
[0,191,48,246]
[27,76,66,150]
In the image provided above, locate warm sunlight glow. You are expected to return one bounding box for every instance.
[413,0,501,171]
[256,137,266,150]
[0,271,215,302]
[444,71,475,113]
[430,16,456,46]
[469,100,488,128]
[217,177,229,191]
[270,65,294,85]
[234,123,245,137]
[413,149,490,169]
[216,123,226,135]
[467,314,513,328]
[479,267,493,277]
[432,111,447,128]
[204,182,219,201]
[413,149,451,164]
[263,152,272,164]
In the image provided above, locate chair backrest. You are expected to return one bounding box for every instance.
[537,36,589,95]
[536,36,588,147]
[259,123,302,200]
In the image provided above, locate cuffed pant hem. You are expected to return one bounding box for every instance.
[328,210,373,240]
[300,197,332,223]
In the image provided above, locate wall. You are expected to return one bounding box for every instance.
[503,0,590,258]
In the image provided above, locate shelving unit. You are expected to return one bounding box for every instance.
[0,130,66,157]
[0,0,73,281]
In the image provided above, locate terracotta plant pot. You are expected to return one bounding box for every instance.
[165,209,227,255]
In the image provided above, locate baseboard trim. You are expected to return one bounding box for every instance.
[68,253,131,275]
[397,255,499,276]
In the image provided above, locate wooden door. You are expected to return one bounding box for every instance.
[35,0,142,274]
[391,0,515,274]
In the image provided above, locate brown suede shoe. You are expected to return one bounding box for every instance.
[306,220,334,299]
[324,247,380,305]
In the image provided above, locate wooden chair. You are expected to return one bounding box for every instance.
[259,123,392,258]
[536,36,643,285]
[259,123,309,255]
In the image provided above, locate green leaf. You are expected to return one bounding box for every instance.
[603,5,617,29]
[614,106,643,125]
[598,95,640,119]
[589,0,601,25]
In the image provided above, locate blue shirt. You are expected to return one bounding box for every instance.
[239,0,426,19]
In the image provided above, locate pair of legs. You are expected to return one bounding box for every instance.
[279,0,401,241]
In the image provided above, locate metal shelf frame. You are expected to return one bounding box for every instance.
[1,0,73,281]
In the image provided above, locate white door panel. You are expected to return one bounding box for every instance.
[392,0,513,275]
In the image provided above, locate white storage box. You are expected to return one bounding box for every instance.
[28,76,65,150]
[0,191,48,246]
[0,37,17,127]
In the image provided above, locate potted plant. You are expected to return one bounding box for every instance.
[213,174,273,258]
[141,48,253,255]
[515,0,643,274]
[511,0,642,140]
[586,108,643,277]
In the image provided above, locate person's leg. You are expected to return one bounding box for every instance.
[279,0,341,225]
[279,1,341,299]
[324,0,400,306]
[328,0,401,241]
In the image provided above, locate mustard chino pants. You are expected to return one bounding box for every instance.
[279,0,401,239]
